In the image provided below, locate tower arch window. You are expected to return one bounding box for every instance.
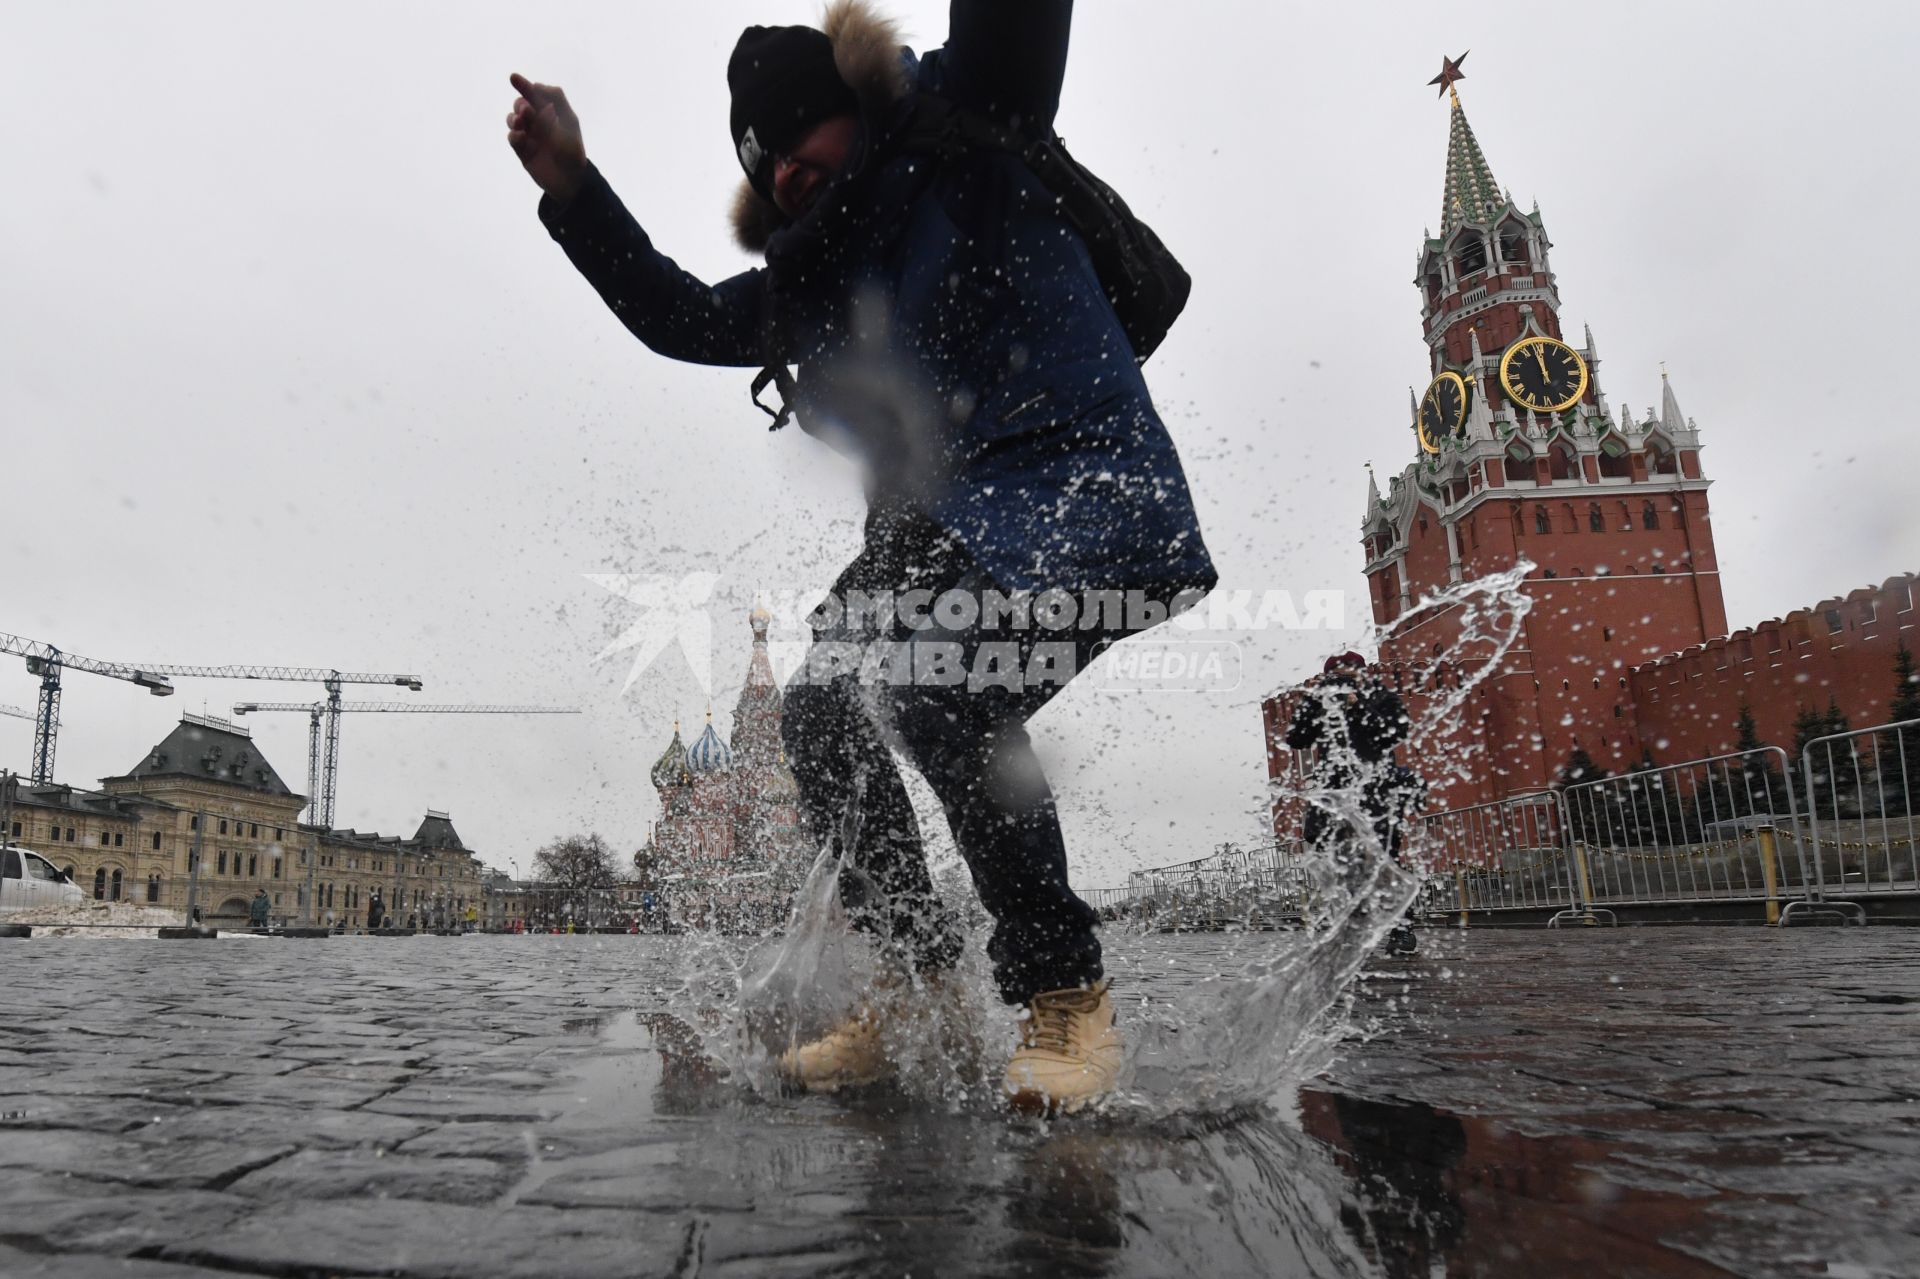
[1503,444,1533,483]
[1647,440,1680,475]
[1497,221,1532,271]
[1452,231,1488,277]
[1597,434,1632,477]
[1534,507,1551,535]
[1547,441,1577,481]
[110,869,122,901]
[1588,504,1604,533]
[1642,501,1660,530]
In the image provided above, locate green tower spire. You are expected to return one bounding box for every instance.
[1440,92,1504,232]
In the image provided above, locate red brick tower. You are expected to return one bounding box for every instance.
[1270,62,1729,816]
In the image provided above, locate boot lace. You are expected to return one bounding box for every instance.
[1025,988,1100,1054]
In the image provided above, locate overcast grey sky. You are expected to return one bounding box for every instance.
[5,1,1918,885]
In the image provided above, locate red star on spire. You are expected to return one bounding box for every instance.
[1428,50,1470,99]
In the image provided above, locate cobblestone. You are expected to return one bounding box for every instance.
[0,929,1913,1277]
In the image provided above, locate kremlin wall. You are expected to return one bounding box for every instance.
[1627,574,1918,768]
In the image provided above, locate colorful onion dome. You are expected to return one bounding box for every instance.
[650,721,691,790]
[685,713,734,774]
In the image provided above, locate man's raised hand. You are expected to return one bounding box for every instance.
[507,73,587,205]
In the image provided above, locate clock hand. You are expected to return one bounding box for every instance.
[1534,346,1550,379]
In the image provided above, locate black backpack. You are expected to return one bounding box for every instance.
[751,93,1191,430]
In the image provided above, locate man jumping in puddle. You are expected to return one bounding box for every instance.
[509,0,1214,1114]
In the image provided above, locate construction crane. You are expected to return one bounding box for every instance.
[1,704,51,766]
[2,630,422,789]
[1,633,176,783]
[231,701,581,828]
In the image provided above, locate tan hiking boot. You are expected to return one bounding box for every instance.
[780,969,981,1093]
[1003,981,1122,1116]
[779,1001,891,1092]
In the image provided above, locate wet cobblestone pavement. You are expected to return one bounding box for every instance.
[1,929,1915,1278]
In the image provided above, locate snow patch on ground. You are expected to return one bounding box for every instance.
[6,901,185,938]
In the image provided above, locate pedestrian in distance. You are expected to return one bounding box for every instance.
[508,0,1216,1115]
[1285,653,1424,955]
[248,888,271,931]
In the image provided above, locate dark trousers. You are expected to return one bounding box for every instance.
[780,510,1167,1006]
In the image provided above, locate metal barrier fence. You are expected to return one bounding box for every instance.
[1120,842,1311,931]
[1560,746,1810,924]
[1069,729,1920,930]
[1078,887,1133,914]
[1415,792,1592,926]
[1799,718,1919,920]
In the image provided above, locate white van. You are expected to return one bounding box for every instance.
[0,844,88,911]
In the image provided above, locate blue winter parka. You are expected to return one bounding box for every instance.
[538,0,1215,597]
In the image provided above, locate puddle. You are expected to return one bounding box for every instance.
[508,1005,1810,1276]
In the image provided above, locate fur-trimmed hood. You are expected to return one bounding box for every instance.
[729,0,910,254]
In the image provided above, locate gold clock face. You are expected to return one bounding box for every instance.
[1416,371,1470,454]
[1499,336,1589,413]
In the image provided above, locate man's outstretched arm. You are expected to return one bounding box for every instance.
[509,75,762,368]
[935,0,1073,133]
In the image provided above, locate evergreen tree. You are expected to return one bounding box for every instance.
[1878,644,1920,815]
[1824,698,1859,817]
[1727,704,1786,818]
[1791,704,1834,816]
[1825,698,1852,737]
[1557,745,1607,787]
[1612,750,1690,846]
[1614,751,1659,845]
[1791,705,1828,758]
[1556,746,1613,843]
[1891,643,1920,724]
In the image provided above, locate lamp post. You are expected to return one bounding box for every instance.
[1,770,14,914]
[389,848,406,931]
[185,810,204,925]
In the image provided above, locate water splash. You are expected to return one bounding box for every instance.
[666,568,1531,1120]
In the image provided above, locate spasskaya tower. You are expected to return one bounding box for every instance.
[1354,53,1728,806]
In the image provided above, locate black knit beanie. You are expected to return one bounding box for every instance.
[729,24,858,200]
